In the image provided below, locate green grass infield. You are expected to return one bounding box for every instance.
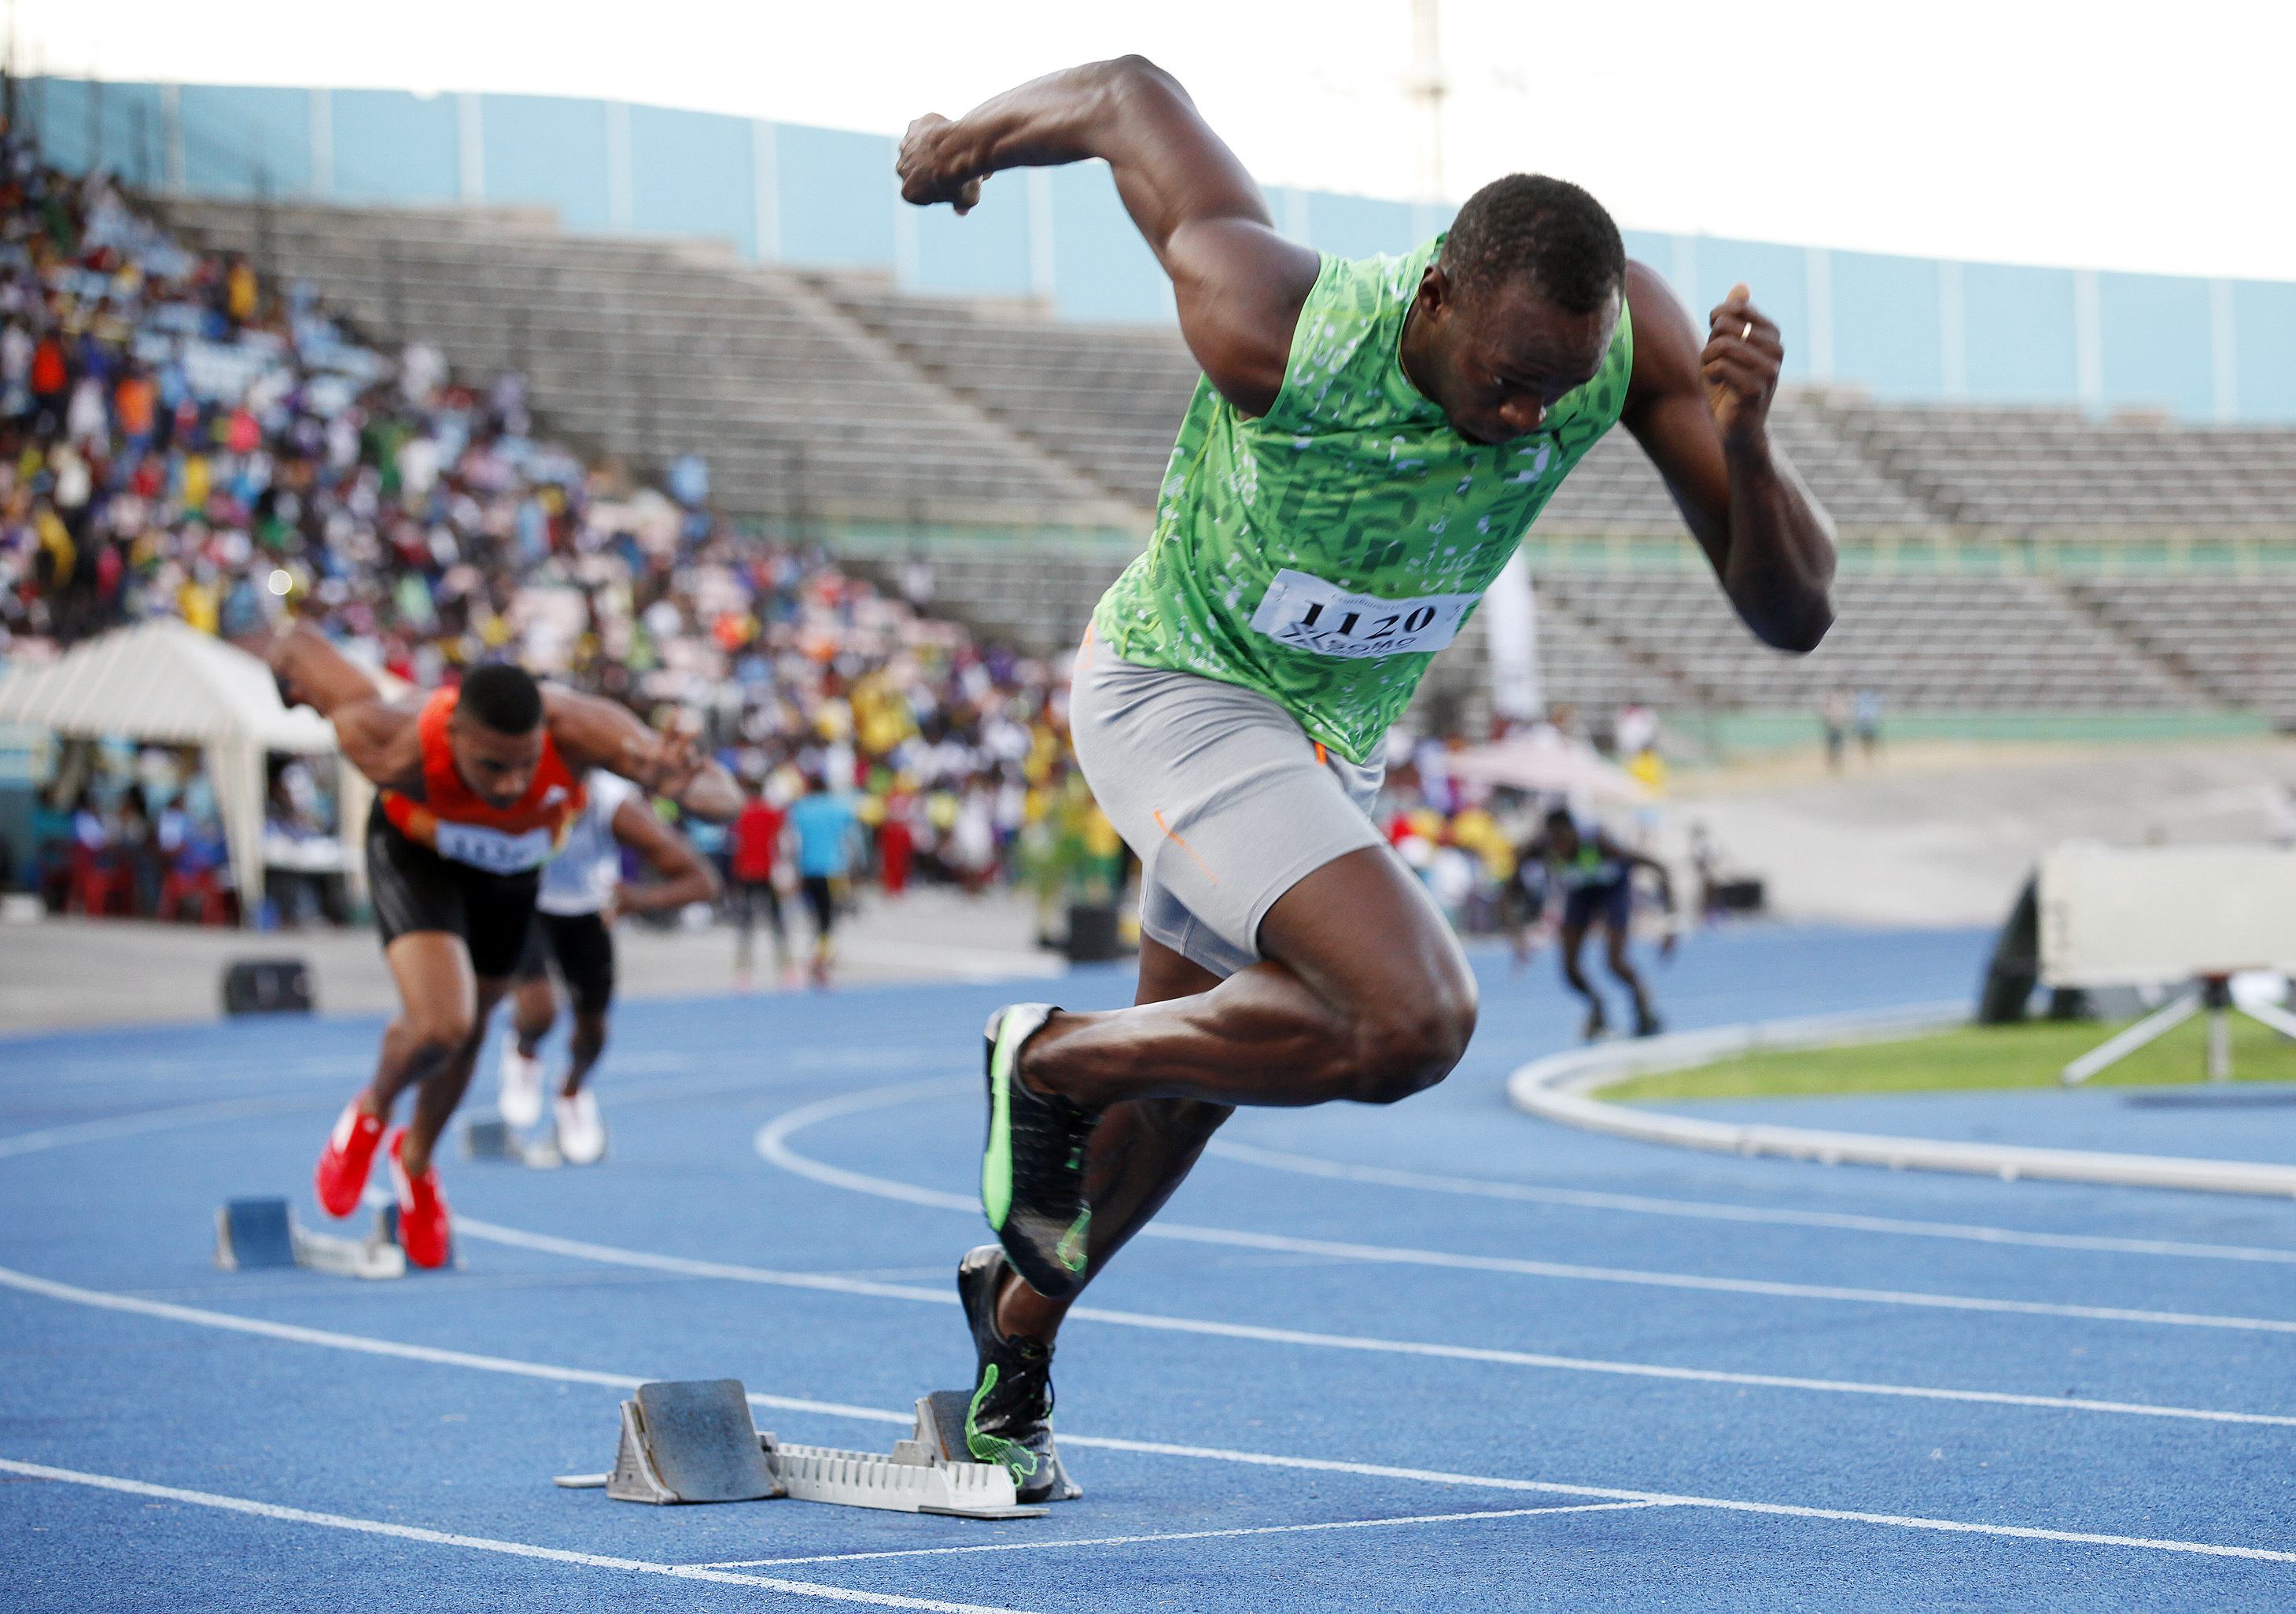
[1598,1015,2296,1104]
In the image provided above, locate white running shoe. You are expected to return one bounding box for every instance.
[555,1089,606,1166]
[498,1045,545,1129]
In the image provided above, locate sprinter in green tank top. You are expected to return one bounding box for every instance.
[897,56,1837,1493]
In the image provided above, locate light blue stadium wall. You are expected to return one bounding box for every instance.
[21,76,2296,422]
[1962,262,2080,404]
[479,95,611,232]
[2097,271,2213,417]
[1047,163,1170,323]
[628,105,757,253]
[29,78,168,191]
[772,123,896,267]
[1830,250,1944,400]
[326,90,459,204]
[1304,191,1417,261]
[2232,281,2296,421]
[910,185,1033,297]
[180,85,310,196]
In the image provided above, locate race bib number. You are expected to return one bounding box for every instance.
[433,820,555,875]
[1248,569,1477,660]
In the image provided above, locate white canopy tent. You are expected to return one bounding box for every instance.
[0,621,360,916]
[1443,729,1651,806]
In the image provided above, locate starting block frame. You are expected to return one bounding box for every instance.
[555,1379,1056,1520]
[462,1111,562,1168]
[215,1197,405,1281]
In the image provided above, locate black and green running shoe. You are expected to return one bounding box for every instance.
[980,1004,1098,1300]
[957,1244,1082,1503]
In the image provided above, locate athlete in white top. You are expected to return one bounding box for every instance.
[498,772,719,1163]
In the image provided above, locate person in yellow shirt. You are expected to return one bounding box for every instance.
[225,259,259,326]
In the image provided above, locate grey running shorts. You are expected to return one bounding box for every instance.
[1069,631,1386,978]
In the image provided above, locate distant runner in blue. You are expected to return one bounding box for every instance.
[787,774,861,985]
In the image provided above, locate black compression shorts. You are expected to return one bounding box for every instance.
[366,802,540,980]
[513,909,617,1017]
[800,874,836,937]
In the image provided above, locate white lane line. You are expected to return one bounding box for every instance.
[1063,1435,2296,1567]
[835,937,1065,980]
[0,1261,905,1427]
[0,1096,322,1159]
[754,1082,2296,1336]
[446,1221,2296,1430]
[691,1500,1670,1568]
[1210,1139,2296,1266]
[3,1274,2290,1568]
[0,1456,1022,1613]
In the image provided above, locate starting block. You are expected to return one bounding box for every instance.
[554,1379,1052,1520]
[461,1112,562,1168]
[214,1196,404,1281]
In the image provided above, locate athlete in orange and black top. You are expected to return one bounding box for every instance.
[256,621,740,1266]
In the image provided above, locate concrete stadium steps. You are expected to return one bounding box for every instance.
[847,536,2234,729]
[810,272,1950,531]
[1806,396,2296,531]
[2062,574,2296,724]
[838,540,1137,661]
[154,198,1130,529]
[1536,571,2216,714]
[808,273,1200,508]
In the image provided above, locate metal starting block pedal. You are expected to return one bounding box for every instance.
[214,1196,405,1281]
[461,1112,562,1168]
[554,1379,1051,1520]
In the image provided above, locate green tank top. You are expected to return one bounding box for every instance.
[1092,236,1633,764]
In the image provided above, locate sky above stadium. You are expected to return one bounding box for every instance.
[20,0,2296,283]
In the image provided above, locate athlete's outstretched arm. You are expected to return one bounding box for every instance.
[252,621,420,788]
[1598,831,1676,911]
[897,57,1319,415]
[1620,263,1837,653]
[544,690,742,822]
[607,796,720,915]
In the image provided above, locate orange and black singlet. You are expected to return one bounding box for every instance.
[378,688,585,875]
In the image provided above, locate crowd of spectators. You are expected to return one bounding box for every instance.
[0,131,1682,951]
[0,131,1113,927]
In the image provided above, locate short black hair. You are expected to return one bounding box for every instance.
[459,662,544,735]
[1442,175,1625,315]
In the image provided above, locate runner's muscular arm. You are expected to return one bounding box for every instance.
[897,57,1320,415]
[543,690,743,822]
[607,796,720,915]
[1620,263,1837,653]
[1598,831,1676,913]
[252,621,422,790]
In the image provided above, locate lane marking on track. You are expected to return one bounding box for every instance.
[7,1085,2290,1428]
[1063,1435,2296,1567]
[2,1273,2290,1568]
[0,1096,323,1159]
[444,1222,2296,1429]
[0,1457,1021,1613]
[690,1500,1671,1568]
[1207,1139,2296,1266]
[754,1081,2296,1336]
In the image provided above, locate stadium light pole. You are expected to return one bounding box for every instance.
[1406,0,1446,204]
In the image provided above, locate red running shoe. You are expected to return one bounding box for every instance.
[314,1100,385,1218]
[388,1129,452,1269]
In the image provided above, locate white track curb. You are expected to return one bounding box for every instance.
[1506,1002,2296,1200]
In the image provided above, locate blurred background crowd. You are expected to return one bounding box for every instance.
[0,132,1679,955]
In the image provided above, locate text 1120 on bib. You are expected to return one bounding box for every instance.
[1248,569,1479,660]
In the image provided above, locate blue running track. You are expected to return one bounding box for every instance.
[4,922,2293,1612]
